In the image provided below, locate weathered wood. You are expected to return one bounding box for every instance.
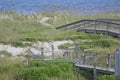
[82,52,86,65]
[73,49,120,80]
[70,51,73,61]
[106,54,110,70]
[75,42,79,59]
[56,19,120,38]
[41,47,44,60]
[114,49,120,80]
[94,21,97,34]
[97,19,120,24]
[93,54,97,80]
[66,47,69,60]
[75,64,114,74]
[78,28,120,38]
[51,45,55,60]
[56,19,120,30]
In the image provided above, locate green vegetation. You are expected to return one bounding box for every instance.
[15,60,76,80]
[58,34,120,54]
[0,11,120,80]
[0,57,24,80]
[0,58,115,80]
[0,11,120,46]
[98,75,114,80]
[0,50,12,57]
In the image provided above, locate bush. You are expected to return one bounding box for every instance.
[15,60,73,80]
[93,40,116,47]
[16,67,48,80]
[30,60,47,67]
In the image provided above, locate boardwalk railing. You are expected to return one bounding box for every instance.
[97,19,120,24]
[56,19,120,38]
[27,44,74,60]
[74,48,120,80]
[75,52,114,74]
[26,42,120,80]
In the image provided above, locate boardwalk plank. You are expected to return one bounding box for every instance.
[75,64,114,74]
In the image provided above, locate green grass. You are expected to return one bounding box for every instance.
[98,75,114,80]
[0,11,120,44]
[0,58,115,80]
[0,11,120,80]
[0,50,12,57]
[0,57,24,80]
[15,60,78,80]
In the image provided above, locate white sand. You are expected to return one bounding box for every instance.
[0,40,73,56]
[0,44,28,56]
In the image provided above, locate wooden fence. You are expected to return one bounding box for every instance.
[26,42,120,80]
[56,19,120,38]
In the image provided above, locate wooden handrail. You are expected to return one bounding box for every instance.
[56,19,120,30]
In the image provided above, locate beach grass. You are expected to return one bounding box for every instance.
[0,11,120,43]
[0,11,119,80]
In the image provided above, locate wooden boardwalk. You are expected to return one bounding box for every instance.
[73,53,115,75]
[75,64,114,74]
[73,49,120,80]
[26,41,120,80]
[56,19,120,38]
[56,19,120,77]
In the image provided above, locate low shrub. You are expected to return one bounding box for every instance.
[15,60,73,80]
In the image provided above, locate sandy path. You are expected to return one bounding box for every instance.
[0,40,73,56]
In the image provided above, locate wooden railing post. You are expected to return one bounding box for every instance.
[114,49,120,80]
[73,63,79,80]
[84,21,86,27]
[119,27,120,34]
[118,27,120,39]
[94,21,97,33]
[90,45,93,55]
[70,51,73,61]
[83,52,86,65]
[75,42,79,59]
[51,45,55,60]
[41,47,44,60]
[63,47,69,60]
[93,53,97,80]
[66,46,69,60]
[106,23,109,35]
[64,25,67,31]
[106,54,110,70]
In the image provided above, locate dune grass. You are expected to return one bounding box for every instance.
[0,57,24,80]
[0,11,120,80]
[0,11,120,44]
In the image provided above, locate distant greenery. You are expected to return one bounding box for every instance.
[0,11,120,46]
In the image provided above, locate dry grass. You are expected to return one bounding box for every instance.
[0,11,119,80]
